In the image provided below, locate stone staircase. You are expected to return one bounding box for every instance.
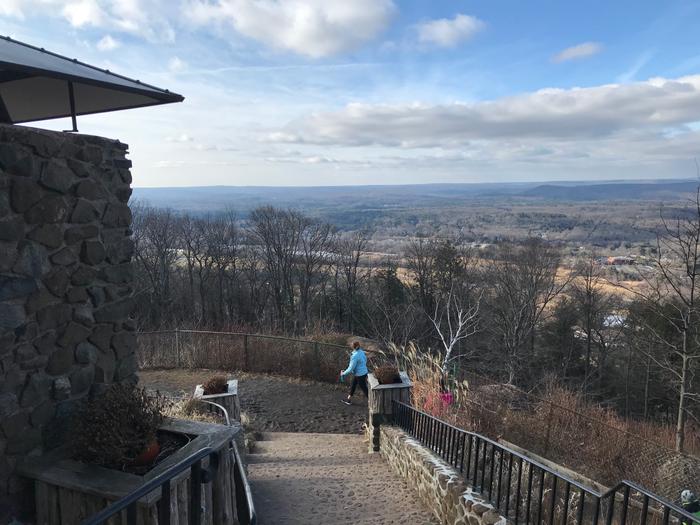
[247,432,437,525]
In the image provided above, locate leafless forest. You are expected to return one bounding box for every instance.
[131,189,700,452]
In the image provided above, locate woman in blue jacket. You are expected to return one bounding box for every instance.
[340,341,368,405]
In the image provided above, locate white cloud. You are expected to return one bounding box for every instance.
[0,1,25,18]
[185,0,396,58]
[552,42,603,63]
[168,56,187,72]
[166,133,194,142]
[62,0,105,27]
[97,34,120,51]
[267,75,700,165]
[417,14,484,48]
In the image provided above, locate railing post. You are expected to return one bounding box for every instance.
[243,334,249,371]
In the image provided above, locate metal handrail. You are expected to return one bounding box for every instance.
[232,439,257,525]
[81,446,215,525]
[392,400,700,525]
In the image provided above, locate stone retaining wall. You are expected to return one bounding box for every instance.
[378,425,507,525]
[0,124,136,518]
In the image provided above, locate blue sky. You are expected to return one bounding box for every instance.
[2,0,700,187]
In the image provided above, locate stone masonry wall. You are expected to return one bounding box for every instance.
[0,124,136,517]
[378,425,507,525]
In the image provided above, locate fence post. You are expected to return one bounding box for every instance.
[175,328,181,368]
[243,334,249,371]
[543,402,554,455]
[313,342,320,381]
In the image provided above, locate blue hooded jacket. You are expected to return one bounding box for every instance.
[341,348,368,379]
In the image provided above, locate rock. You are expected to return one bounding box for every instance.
[20,372,51,408]
[12,241,49,277]
[0,393,19,418]
[118,168,132,184]
[74,180,104,200]
[101,262,132,283]
[70,365,95,395]
[25,289,58,315]
[102,202,131,228]
[14,321,38,341]
[75,342,98,364]
[33,330,56,355]
[0,274,37,301]
[15,344,36,363]
[27,224,63,248]
[0,217,23,242]
[66,286,88,303]
[30,401,56,427]
[0,241,17,271]
[57,321,91,347]
[70,200,99,223]
[471,503,490,516]
[50,246,78,266]
[64,224,98,244]
[94,297,134,323]
[46,346,74,376]
[10,179,43,213]
[77,145,103,165]
[36,303,72,330]
[88,324,113,351]
[24,196,68,224]
[95,348,116,383]
[73,304,94,327]
[0,143,37,177]
[113,158,132,169]
[87,286,106,307]
[43,267,70,297]
[111,331,135,359]
[40,160,74,192]
[81,240,106,265]
[67,159,94,178]
[115,186,132,203]
[482,510,503,525]
[1,366,26,395]
[1,411,29,441]
[70,265,98,286]
[0,303,25,330]
[106,238,134,264]
[52,377,71,400]
[115,353,137,381]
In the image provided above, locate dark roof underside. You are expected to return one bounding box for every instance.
[0,36,183,124]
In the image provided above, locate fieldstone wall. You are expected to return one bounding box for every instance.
[378,425,507,525]
[0,124,136,517]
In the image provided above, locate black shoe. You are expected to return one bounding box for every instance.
[341,399,352,405]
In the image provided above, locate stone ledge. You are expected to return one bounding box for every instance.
[378,425,507,525]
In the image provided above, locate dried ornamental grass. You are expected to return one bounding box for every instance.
[72,384,165,469]
[374,365,401,385]
[203,374,229,395]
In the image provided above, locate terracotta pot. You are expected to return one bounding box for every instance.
[132,440,160,466]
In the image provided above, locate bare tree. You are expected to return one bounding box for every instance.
[429,285,481,377]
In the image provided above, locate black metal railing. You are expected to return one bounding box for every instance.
[392,401,699,525]
[82,439,256,525]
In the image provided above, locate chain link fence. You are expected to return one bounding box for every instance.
[443,370,700,502]
[137,329,354,384]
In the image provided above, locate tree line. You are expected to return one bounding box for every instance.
[131,196,700,452]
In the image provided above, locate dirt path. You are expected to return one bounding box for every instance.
[248,432,437,525]
[139,369,367,434]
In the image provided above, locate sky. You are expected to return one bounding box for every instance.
[2,0,700,187]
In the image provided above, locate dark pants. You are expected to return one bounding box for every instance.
[350,374,369,397]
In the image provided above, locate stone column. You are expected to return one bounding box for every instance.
[0,124,136,520]
[367,371,412,452]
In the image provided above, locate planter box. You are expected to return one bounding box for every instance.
[19,418,242,525]
[195,379,241,422]
[368,371,412,417]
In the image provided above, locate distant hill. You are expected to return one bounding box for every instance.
[131,179,699,216]
[521,181,698,201]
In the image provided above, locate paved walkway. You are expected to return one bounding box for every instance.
[247,432,438,525]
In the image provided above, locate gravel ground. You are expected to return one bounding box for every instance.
[139,368,368,434]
